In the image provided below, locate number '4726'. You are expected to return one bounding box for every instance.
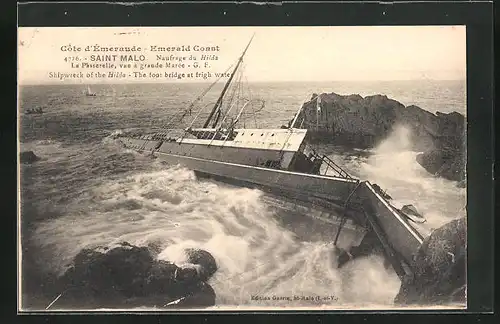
[64,56,81,62]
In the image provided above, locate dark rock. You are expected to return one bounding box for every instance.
[185,248,218,282]
[53,242,217,309]
[293,93,466,182]
[100,243,154,297]
[20,151,40,164]
[394,217,466,305]
[401,205,420,218]
[166,281,216,308]
[416,150,445,175]
[59,242,155,299]
[146,241,164,257]
[298,93,405,148]
[416,149,465,182]
[146,260,177,288]
[400,204,426,224]
[175,266,200,284]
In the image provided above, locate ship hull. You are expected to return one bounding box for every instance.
[157,151,368,251]
[359,183,424,263]
[154,150,359,209]
[118,136,424,269]
[152,150,423,264]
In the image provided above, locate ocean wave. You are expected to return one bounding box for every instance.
[344,126,466,232]
[28,163,404,307]
[23,128,466,307]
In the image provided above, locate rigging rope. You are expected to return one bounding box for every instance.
[233,73,266,129]
[217,67,243,128]
[154,63,236,139]
[153,57,268,138]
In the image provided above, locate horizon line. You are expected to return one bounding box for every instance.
[19,78,467,86]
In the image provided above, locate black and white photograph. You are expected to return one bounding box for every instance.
[18,26,467,311]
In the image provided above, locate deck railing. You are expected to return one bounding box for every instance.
[322,154,353,179]
[308,146,353,179]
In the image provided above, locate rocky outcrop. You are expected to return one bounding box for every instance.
[394,217,466,305]
[293,93,465,181]
[184,248,218,281]
[416,148,465,183]
[50,242,217,309]
[414,110,466,182]
[20,150,40,164]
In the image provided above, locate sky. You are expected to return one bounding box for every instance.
[17,26,466,84]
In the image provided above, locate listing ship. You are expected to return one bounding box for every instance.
[114,35,427,281]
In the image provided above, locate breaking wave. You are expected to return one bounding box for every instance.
[347,125,466,231]
[29,146,400,308]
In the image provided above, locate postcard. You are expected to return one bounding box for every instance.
[18,26,467,311]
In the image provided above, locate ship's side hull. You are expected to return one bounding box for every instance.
[119,136,424,268]
[360,183,424,264]
[154,150,368,251]
[154,150,359,206]
[152,150,423,265]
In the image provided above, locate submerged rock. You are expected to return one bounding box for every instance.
[394,217,466,305]
[401,204,421,217]
[400,204,426,223]
[52,242,217,309]
[20,151,40,164]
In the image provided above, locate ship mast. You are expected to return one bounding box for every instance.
[202,34,255,128]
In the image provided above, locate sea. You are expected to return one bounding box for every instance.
[18,80,467,310]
